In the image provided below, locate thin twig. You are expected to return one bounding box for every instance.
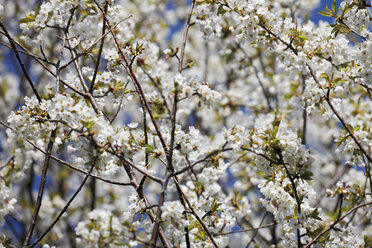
[260,23,372,164]
[0,21,42,103]
[23,127,57,246]
[301,74,307,145]
[150,172,169,247]
[245,213,269,247]
[178,0,195,73]
[307,67,372,163]
[216,223,275,236]
[304,201,372,248]
[0,121,132,187]
[171,178,220,248]
[94,0,169,155]
[89,2,108,94]
[28,160,97,248]
[315,163,350,206]
[236,43,272,111]
[172,145,231,177]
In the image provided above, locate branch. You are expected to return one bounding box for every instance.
[89,2,108,94]
[261,23,372,164]
[172,145,232,177]
[236,43,272,111]
[0,121,132,187]
[304,201,372,247]
[94,0,169,155]
[28,160,97,248]
[172,178,220,248]
[216,223,275,236]
[23,126,57,246]
[0,21,42,103]
[315,163,351,206]
[64,31,107,119]
[150,172,169,247]
[307,66,372,163]
[178,0,195,73]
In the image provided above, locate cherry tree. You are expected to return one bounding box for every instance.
[0,0,371,247]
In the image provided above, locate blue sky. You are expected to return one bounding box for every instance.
[310,0,340,24]
[0,0,366,246]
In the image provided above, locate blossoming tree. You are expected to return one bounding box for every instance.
[0,0,371,247]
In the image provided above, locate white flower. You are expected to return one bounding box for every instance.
[161,201,184,220]
[0,4,4,18]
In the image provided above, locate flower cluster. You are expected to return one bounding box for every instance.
[0,0,371,247]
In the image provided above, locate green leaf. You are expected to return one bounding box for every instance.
[195,230,206,241]
[57,141,65,154]
[122,221,132,228]
[19,13,36,24]
[320,73,329,82]
[309,224,327,240]
[217,5,227,16]
[360,25,365,33]
[86,121,94,130]
[299,35,310,41]
[224,53,235,63]
[346,123,354,131]
[79,120,94,130]
[341,6,352,17]
[272,116,281,138]
[333,29,340,38]
[257,170,267,176]
[143,144,154,154]
[364,235,372,247]
[337,23,351,33]
[326,209,339,221]
[318,10,333,17]
[301,170,314,180]
[298,194,304,204]
[324,5,334,16]
[34,2,40,16]
[332,77,346,84]
[310,208,322,221]
[331,0,337,14]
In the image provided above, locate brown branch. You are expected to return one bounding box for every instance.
[64,31,106,119]
[23,127,57,246]
[178,0,195,73]
[94,0,169,155]
[260,22,372,164]
[245,211,269,247]
[278,154,302,248]
[110,81,130,124]
[0,21,42,103]
[301,74,307,145]
[171,178,220,248]
[216,223,275,236]
[0,35,102,99]
[168,10,196,223]
[260,24,298,55]
[315,163,351,206]
[236,43,272,111]
[150,173,169,247]
[0,121,132,187]
[89,2,108,94]
[28,159,97,248]
[119,158,171,248]
[304,201,372,248]
[172,145,232,177]
[139,65,172,118]
[116,154,163,184]
[307,66,372,164]
[58,16,132,71]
